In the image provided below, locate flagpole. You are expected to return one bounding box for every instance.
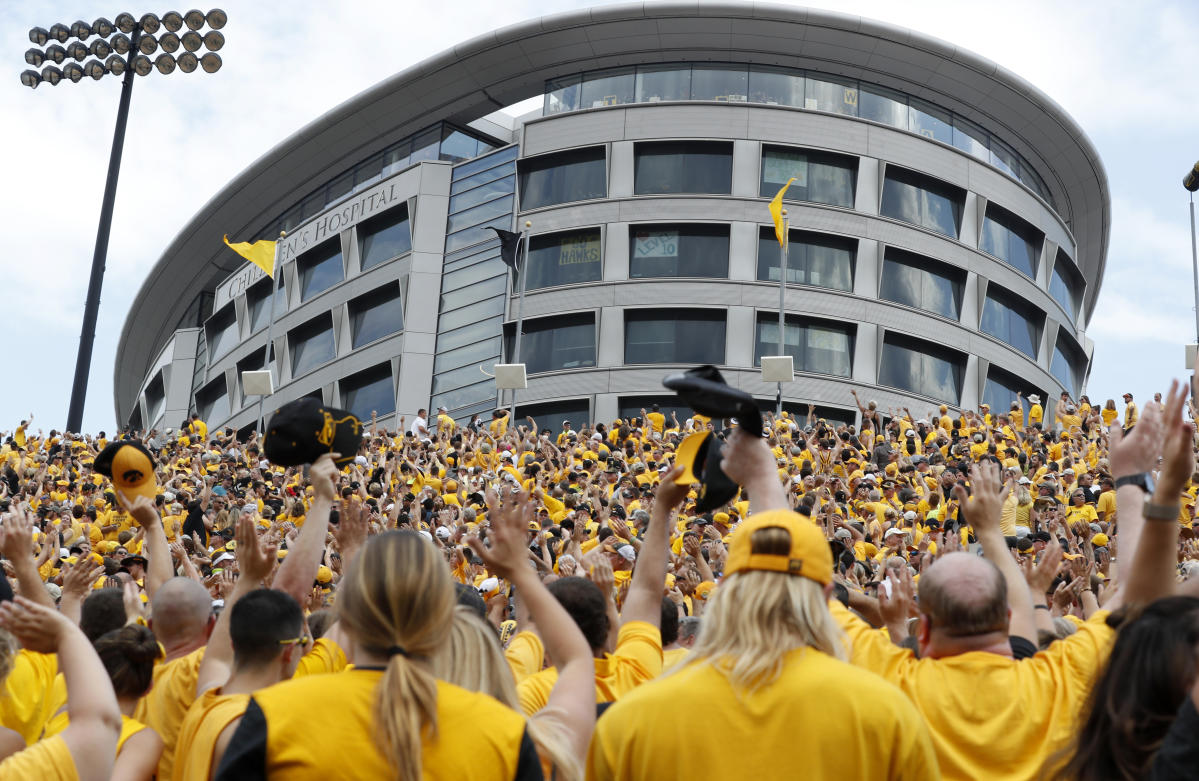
[509,220,532,422]
[777,211,788,417]
[256,231,285,435]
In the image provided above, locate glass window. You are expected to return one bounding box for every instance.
[880,248,964,319]
[859,83,908,129]
[754,314,854,377]
[516,399,592,436]
[359,204,411,271]
[274,275,287,315]
[545,75,581,114]
[524,229,602,290]
[580,68,635,108]
[757,228,855,291]
[340,363,394,420]
[381,139,413,177]
[289,315,335,377]
[434,335,502,374]
[440,275,507,311]
[445,217,511,254]
[880,166,965,238]
[439,127,480,163]
[805,74,858,115]
[409,126,441,164]
[1051,337,1084,398]
[297,239,343,302]
[127,405,143,432]
[908,99,952,145]
[759,146,856,207]
[451,145,518,182]
[989,136,1020,178]
[441,257,506,294]
[196,378,229,424]
[449,175,516,213]
[748,66,803,107]
[1050,251,1082,319]
[438,297,505,333]
[624,309,725,364]
[634,141,733,195]
[635,65,691,103]
[629,224,729,278]
[205,305,238,359]
[437,315,503,353]
[980,204,1041,278]
[327,171,353,203]
[952,116,989,161]
[446,194,514,235]
[690,65,748,101]
[355,151,385,187]
[980,284,1042,358]
[983,365,1041,418]
[879,333,964,403]
[144,373,165,424]
[518,147,606,210]
[432,380,495,413]
[247,280,272,334]
[505,313,596,374]
[349,285,403,349]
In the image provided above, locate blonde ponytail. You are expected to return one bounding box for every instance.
[337,531,455,779]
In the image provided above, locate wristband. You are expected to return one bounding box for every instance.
[1143,500,1181,522]
[1034,604,1050,610]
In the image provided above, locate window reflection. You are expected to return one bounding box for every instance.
[980,204,1041,278]
[630,224,729,278]
[341,363,394,419]
[518,147,607,210]
[1051,338,1083,397]
[636,65,691,102]
[297,239,344,302]
[859,85,907,129]
[983,366,1041,416]
[289,316,335,377]
[505,313,596,373]
[690,65,748,101]
[879,248,963,319]
[524,229,602,290]
[634,141,733,195]
[760,146,856,207]
[359,205,412,271]
[754,314,853,377]
[748,66,803,106]
[581,68,635,108]
[980,284,1042,358]
[1050,251,1082,319]
[757,228,855,291]
[349,285,403,349]
[880,167,964,238]
[625,309,725,364]
[805,75,858,115]
[879,333,964,403]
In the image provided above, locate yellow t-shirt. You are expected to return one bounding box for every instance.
[504,631,545,685]
[171,688,249,781]
[134,647,205,780]
[517,620,662,715]
[588,646,938,781]
[645,412,666,434]
[1096,490,1117,521]
[0,733,76,778]
[832,601,1114,780]
[1101,408,1118,427]
[0,650,59,745]
[293,637,348,678]
[229,672,529,779]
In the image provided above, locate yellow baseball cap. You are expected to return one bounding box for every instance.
[724,509,832,585]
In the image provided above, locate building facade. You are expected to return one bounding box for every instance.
[114,3,1109,435]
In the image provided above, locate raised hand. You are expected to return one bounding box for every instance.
[467,486,536,582]
[952,462,1009,535]
[235,514,277,584]
[0,506,35,560]
[0,596,73,653]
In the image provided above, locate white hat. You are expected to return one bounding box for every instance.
[1018,476,1032,485]
[903,510,917,522]
[884,528,905,539]
[616,544,637,562]
[418,530,433,542]
[905,429,915,437]
[435,526,451,540]
[437,405,448,412]
[213,552,235,567]
[1028,395,1041,404]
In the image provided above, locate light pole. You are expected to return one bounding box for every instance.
[19,9,226,433]
[1184,161,1199,346]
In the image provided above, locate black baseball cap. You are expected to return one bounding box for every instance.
[264,397,362,467]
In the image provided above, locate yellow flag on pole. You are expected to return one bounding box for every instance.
[768,177,796,247]
[222,235,277,278]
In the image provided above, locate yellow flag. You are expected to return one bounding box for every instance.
[222,235,277,278]
[768,177,796,247]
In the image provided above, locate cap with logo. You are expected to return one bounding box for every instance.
[724,509,832,585]
[264,397,363,467]
[93,441,158,504]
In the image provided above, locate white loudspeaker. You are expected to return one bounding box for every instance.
[241,370,274,396]
[494,363,528,390]
[761,355,794,383]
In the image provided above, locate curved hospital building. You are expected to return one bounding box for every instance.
[114,2,1109,434]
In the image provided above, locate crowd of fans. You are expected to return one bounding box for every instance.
[0,379,1197,780]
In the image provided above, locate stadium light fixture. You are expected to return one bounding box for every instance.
[15,9,228,432]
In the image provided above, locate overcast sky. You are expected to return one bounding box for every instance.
[3,0,1196,434]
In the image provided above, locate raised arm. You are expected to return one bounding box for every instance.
[620,465,687,628]
[954,463,1037,645]
[121,493,172,601]
[0,505,56,609]
[0,597,121,781]
[1124,381,1192,607]
[194,515,278,696]
[470,488,595,760]
[272,453,337,605]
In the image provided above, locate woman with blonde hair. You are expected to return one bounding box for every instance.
[217,529,541,779]
[434,486,597,781]
[588,429,938,780]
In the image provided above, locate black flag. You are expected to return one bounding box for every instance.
[488,227,522,271]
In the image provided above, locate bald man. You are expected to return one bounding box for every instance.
[135,577,216,779]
